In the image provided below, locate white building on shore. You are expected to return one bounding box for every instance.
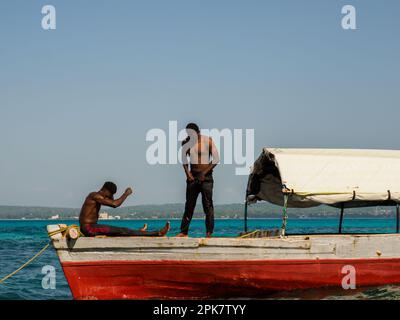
[99,212,120,220]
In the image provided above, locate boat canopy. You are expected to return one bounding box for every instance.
[246,148,400,209]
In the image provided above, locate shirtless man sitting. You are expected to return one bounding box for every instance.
[79,181,170,237]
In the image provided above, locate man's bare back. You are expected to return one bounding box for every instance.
[79,182,170,237]
[79,187,132,226]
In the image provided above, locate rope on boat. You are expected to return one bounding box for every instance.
[239,230,261,238]
[0,225,84,284]
[48,224,83,238]
[0,242,51,285]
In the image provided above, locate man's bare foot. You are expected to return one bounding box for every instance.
[206,232,212,238]
[140,224,148,232]
[176,233,188,238]
[158,222,170,236]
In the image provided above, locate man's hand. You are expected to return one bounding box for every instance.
[124,187,133,196]
[187,172,195,182]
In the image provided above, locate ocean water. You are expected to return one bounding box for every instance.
[1,218,400,300]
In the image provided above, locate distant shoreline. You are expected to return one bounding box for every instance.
[0,203,394,220]
[0,217,392,221]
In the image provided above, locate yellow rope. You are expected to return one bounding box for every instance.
[48,224,83,238]
[240,230,260,238]
[0,224,83,285]
[0,242,50,285]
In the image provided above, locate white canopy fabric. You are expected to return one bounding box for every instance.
[248,148,400,208]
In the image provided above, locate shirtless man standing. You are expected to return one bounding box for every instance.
[177,123,220,238]
[79,182,170,237]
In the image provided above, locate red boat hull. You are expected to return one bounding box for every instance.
[61,258,400,300]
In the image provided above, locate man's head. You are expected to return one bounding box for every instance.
[101,181,117,199]
[186,123,200,135]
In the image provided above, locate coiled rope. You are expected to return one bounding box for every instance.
[47,224,83,238]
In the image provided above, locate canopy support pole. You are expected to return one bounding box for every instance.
[244,200,248,233]
[280,194,289,237]
[396,204,399,234]
[339,203,345,234]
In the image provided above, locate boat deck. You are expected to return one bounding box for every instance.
[47,225,400,299]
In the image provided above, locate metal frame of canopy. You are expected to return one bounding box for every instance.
[244,195,400,236]
[244,148,400,236]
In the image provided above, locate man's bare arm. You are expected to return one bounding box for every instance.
[181,141,194,181]
[93,188,133,208]
[183,164,194,181]
[202,137,220,175]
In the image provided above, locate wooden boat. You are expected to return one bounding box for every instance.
[48,148,400,300]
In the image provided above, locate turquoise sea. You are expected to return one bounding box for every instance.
[1,218,400,300]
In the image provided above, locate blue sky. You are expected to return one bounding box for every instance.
[0,0,399,207]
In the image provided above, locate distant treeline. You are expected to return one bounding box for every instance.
[0,203,396,219]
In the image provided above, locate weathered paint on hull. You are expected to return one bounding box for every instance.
[62,258,400,300]
[47,225,400,299]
